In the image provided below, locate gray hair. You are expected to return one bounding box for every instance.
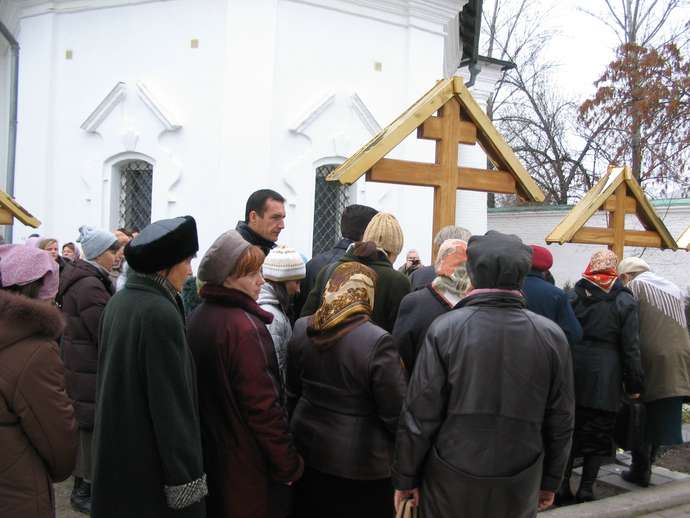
[433,226,472,251]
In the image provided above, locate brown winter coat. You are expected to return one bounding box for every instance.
[58,259,114,429]
[0,290,78,518]
[187,285,304,518]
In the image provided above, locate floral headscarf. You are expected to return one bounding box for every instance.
[307,262,377,347]
[431,239,471,306]
[582,249,619,293]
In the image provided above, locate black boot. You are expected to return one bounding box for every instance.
[576,456,601,503]
[554,456,575,506]
[621,444,652,487]
[70,478,92,515]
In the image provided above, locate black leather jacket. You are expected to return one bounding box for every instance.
[286,317,406,480]
[393,291,574,518]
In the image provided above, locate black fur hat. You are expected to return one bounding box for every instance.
[125,216,198,274]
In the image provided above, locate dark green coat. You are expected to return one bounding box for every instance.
[92,273,206,518]
[300,243,411,333]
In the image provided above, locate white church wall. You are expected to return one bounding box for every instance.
[13,0,230,253]
[12,0,498,271]
[488,202,690,292]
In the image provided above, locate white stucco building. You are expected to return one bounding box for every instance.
[0,0,503,266]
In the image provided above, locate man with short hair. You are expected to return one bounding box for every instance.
[236,189,286,255]
[393,231,574,517]
[398,249,423,276]
[295,204,378,317]
[409,225,472,290]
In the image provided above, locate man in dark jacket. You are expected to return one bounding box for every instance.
[92,216,207,518]
[522,245,582,345]
[409,225,471,290]
[392,231,574,518]
[295,204,377,316]
[236,189,286,255]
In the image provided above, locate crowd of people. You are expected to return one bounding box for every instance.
[0,187,689,518]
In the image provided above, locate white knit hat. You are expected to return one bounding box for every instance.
[262,246,306,281]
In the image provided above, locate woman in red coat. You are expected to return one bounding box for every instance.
[187,230,303,518]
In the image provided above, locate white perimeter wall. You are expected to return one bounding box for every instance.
[488,203,690,292]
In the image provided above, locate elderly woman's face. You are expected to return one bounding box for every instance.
[226,269,265,300]
[165,257,194,292]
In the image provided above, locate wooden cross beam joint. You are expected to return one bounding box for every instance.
[365,97,520,239]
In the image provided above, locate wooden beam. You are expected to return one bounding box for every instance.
[418,115,477,144]
[610,183,627,259]
[457,167,516,194]
[571,227,662,248]
[453,77,545,203]
[328,79,455,184]
[572,227,614,245]
[603,195,636,213]
[0,207,13,225]
[367,159,441,187]
[433,96,462,241]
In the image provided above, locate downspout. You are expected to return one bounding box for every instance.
[0,20,19,242]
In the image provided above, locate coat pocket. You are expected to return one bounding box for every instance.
[421,447,543,518]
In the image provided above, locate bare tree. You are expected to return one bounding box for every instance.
[482,0,600,204]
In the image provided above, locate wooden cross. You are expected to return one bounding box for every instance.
[366,97,517,239]
[546,165,677,259]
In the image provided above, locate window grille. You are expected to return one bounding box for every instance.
[312,164,350,256]
[118,160,153,230]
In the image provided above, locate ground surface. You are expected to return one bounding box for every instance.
[55,445,690,517]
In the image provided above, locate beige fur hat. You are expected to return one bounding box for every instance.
[618,257,650,275]
[362,212,404,256]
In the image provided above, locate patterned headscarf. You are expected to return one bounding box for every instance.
[432,239,471,306]
[308,262,377,347]
[582,249,619,293]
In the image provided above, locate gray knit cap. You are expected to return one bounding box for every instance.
[197,230,252,285]
[77,226,118,260]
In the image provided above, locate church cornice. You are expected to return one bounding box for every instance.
[17,0,172,19]
[286,0,461,34]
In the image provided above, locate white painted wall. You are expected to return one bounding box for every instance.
[11,0,509,271]
[488,202,690,292]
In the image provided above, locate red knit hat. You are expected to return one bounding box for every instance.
[529,245,553,271]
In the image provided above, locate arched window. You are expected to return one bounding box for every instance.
[117,159,153,230]
[312,164,350,256]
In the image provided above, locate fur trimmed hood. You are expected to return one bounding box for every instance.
[0,289,65,349]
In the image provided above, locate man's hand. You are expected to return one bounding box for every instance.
[629,393,641,399]
[538,490,554,511]
[394,488,420,513]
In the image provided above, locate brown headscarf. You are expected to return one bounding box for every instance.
[307,262,377,348]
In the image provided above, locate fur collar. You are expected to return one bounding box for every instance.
[0,289,65,348]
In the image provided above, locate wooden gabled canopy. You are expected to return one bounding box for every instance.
[0,190,41,228]
[327,77,544,239]
[678,225,690,251]
[546,165,677,260]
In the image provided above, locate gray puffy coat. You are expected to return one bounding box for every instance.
[258,283,291,388]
